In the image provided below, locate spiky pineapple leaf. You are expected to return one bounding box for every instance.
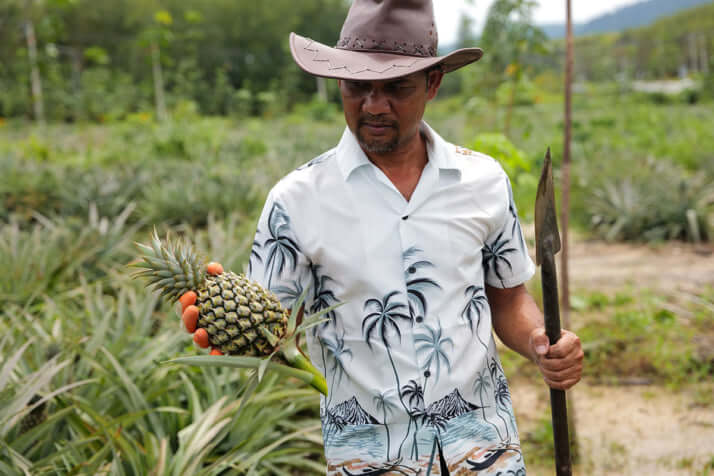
[132,230,206,302]
[164,355,318,387]
[286,286,310,336]
[294,302,344,335]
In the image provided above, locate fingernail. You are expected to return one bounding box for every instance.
[536,345,547,354]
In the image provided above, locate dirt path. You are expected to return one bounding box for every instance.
[522,225,714,294]
[568,239,714,294]
[513,233,714,475]
[511,380,714,476]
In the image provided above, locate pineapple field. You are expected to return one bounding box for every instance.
[1,93,713,475]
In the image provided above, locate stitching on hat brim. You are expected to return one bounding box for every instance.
[303,39,421,75]
[290,33,482,80]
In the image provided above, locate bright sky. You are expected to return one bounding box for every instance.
[434,0,643,43]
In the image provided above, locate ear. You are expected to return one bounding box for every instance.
[426,70,444,101]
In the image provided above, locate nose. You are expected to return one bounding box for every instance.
[362,87,391,115]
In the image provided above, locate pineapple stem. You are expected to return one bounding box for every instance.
[279,341,328,396]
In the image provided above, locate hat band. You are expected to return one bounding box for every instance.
[335,36,436,57]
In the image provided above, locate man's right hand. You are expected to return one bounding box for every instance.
[178,262,224,356]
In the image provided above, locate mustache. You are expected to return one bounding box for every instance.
[358,114,397,127]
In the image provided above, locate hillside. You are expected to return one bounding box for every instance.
[541,0,713,38]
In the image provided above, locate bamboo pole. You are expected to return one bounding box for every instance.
[561,0,578,465]
[561,0,572,331]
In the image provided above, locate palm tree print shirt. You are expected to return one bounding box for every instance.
[248,122,535,475]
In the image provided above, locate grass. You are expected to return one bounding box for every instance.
[2,91,714,238]
[501,284,714,388]
[1,91,713,473]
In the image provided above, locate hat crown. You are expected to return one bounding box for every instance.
[336,0,438,57]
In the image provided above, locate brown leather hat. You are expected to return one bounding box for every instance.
[290,0,483,81]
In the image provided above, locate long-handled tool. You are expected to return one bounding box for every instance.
[535,148,572,476]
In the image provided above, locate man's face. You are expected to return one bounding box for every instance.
[338,69,443,156]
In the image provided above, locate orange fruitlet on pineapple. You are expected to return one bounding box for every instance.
[193,328,209,348]
[210,348,223,356]
[179,291,197,312]
[182,305,199,333]
[206,262,224,275]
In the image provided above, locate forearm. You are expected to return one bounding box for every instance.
[486,284,544,362]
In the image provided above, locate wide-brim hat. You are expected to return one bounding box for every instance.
[289,0,483,81]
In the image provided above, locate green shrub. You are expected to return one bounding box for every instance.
[584,158,714,242]
[291,96,340,122]
[467,132,539,219]
[496,77,538,107]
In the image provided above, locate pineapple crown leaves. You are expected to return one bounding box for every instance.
[131,229,206,302]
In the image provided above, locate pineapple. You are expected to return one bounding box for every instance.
[133,231,327,395]
[195,272,287,356]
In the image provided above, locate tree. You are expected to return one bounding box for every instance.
[24,1,44,122]
[402,247,440,322]
[473,368,503,439]
[480,0,548,135]
[460,285,489,349]
[482,231,518,287]
[262,202,300,288]
[321,331,352,407]
[414,322,453,389]
[362,291,411,398]
[139,9,173,121]
[372,388,399,460]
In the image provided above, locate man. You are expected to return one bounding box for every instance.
[183,1,583,474]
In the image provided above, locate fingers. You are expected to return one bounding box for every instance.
[179,284,223,354]
[182,305,199,333]
[540,361,583,390]
[179,291,198,333]
[544,330,581,359]
[206,262,224,275]
[193,328,209,348]
[529,327,550,360]
[179,290,197,312]
[534,329,584,390]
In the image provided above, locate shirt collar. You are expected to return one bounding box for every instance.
[335,121,459,181]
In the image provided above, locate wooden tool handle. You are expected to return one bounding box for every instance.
[541,252,572,476]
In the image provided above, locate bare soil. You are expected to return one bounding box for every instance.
[513,233,714,475]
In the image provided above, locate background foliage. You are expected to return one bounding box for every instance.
[1,0,714,474]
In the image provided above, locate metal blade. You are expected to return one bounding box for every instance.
[535,148,561,265]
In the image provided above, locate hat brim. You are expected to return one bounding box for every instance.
[289,32,483,81]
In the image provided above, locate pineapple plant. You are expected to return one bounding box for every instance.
[133,231,327,395]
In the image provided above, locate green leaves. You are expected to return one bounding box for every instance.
[165,355,318,388]
[0,272,324,474]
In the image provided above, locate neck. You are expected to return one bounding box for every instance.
[365,127,428,176]
[364,128,429,201]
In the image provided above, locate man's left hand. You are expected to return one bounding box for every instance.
[529,328,583,390]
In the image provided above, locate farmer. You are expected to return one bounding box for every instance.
[184,0,583,473]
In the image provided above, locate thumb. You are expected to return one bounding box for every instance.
[530,328,550,359]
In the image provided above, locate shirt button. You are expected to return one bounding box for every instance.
[415,316,423,323]
[424,370,431,378]
[401,215,408,220]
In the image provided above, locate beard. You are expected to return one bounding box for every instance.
[356,114,400,154]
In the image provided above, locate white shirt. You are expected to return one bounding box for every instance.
[248,122,535,474]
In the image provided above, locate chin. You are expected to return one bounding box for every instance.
[357,134,400,155]
[360,141,397,154]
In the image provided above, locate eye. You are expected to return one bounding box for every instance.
[385,82,417,98]
[343,81,371,96]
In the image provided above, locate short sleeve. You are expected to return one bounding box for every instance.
[247,189,313,310]
[482,175,535,288]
